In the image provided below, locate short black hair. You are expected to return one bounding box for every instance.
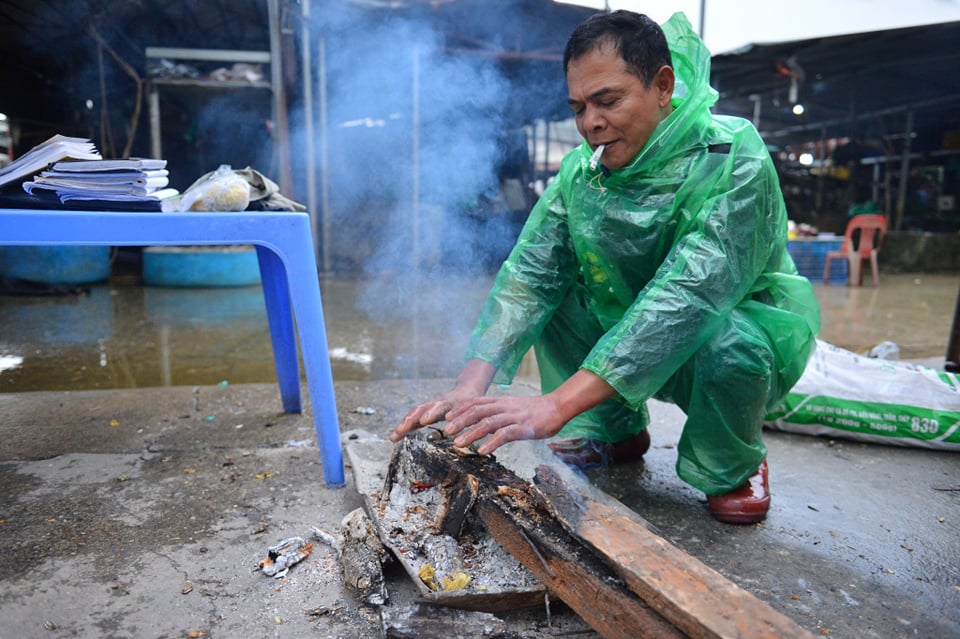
[563,10,672,88]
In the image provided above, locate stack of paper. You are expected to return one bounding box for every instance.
[22,158,179,203]
[0,134,101,189]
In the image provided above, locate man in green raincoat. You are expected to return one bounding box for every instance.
[392,10,820,524]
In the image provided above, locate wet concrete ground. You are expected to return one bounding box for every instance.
[0,271,958,637]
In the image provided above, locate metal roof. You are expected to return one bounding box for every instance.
[0,0,594,129]
[2,2,957,159]
[710,20,960,153]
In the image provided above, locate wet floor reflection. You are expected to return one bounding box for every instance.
[815,272,959,359]
[0,272,957,392]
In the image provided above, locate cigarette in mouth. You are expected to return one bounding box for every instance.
[589,144,605,171]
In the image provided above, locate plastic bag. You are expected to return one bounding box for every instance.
[765,340,960,451]
[178,164,251,212]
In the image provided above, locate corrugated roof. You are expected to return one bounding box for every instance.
[710,20,960,152]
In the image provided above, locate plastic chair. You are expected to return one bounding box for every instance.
[0,208,345,487]
[823,214,887,287]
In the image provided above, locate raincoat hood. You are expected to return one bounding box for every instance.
[576,12,719,177]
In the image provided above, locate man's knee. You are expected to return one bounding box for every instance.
[692,314,776,396]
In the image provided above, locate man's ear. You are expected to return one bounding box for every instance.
[654,65,675,107]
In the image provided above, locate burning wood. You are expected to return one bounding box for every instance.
[340,508,390,605]
[345,435,544,612]
[312,508,390,605]
[435,471,479,539]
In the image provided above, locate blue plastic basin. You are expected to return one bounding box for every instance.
[0,246,111,284]
[142,245,261,287]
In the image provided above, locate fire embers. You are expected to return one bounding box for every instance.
[416,534,472,592]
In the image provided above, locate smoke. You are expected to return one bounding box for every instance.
[306,4,537,378]
[315,6,516,282]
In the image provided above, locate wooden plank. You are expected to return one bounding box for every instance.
[534,465,817,639]
[435,472,479,539]
[475,498,683,639]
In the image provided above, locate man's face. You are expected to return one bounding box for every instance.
[566,43,674,170]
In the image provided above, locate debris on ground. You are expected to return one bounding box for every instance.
[258,536,314,578]
[380,603,517,639]
[312,508,391,605]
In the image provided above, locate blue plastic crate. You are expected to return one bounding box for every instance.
[788,239,847,283]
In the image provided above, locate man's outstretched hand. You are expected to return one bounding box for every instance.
[390,393,567,457]
[390,364,618,458]
[442,394,567,455]
[389,390,472,442]
[389,358,497,443]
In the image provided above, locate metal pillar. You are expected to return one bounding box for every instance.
[946,281,960,373]
[894,108,914,231]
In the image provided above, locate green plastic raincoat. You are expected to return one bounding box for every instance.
[465,13,820,494]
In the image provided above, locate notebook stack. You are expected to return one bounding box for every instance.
[23,157,179,206]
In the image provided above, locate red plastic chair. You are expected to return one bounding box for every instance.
[823,213,888,286]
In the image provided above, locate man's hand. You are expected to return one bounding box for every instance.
[390,364,618,457]
[444,368,619,456]
[389,387,479,442]
[389,358,497,443]
[443,395,567,455]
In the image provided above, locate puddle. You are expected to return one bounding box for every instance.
[0,272,956,392]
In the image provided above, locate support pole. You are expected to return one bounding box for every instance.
[148,83,161,160]
[300,0,319,266]
[411,46,421,271]
[946,281,960,373]
[318,38,331,274]
[699,0,706,40]
[412,47,422,379]
[267,0,294,197]
[894,108,914,231]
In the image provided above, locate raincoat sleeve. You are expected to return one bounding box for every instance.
[581,124,793,409]
[465,178,578,384]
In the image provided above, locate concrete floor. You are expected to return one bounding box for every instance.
[0,272,958,637]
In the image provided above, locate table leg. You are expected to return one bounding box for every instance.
[256,246,302,413]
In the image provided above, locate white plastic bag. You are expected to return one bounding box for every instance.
[765,340,960,451]
[178,164,250,212]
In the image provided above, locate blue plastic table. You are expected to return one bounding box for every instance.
[0,208,345,487]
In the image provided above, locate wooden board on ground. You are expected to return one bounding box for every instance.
[380,603,515,639]
[398,436,817,639]
[345,436,545,612]
[533,465,817,639]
